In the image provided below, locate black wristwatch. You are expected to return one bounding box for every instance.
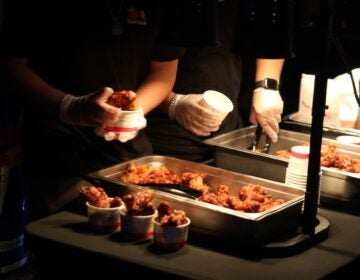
[254,78,278,90]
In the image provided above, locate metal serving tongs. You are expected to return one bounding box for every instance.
[247,125,272,154]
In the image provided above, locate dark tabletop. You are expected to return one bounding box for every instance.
[26,208,360,280]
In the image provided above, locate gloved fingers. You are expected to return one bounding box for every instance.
[195,108,224,125]
[83,91,121,126]
[137,116,147,130]
[186,121,219,136]
[187,127,212,137]
[181,102,224,128]
[274,113,282,123]
[257,118,280,142]
[173,93,223,136]
[118,132,138,142]
[262,124,279,142]
[92,87,122,120]
[103,131,139,142]
[249,110,258,125]
[92,87,114,104]
[86,110,120,127]
[184,115,220,132]
[190,113,223,128]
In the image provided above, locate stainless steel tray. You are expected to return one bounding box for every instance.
[281,113,360,140]
[204,126,360,201]
[88,155,304,245]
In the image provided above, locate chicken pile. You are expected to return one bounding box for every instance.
[120,162,181,184]
[275,144,360,173]
[119,163,284,213]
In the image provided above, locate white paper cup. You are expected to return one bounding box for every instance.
[287,145,310,174]
[86,201,124,233]
[200,90,234,120]
[152,217,190,251]
[120,209,157,240]
[105,110,141,134]
[104,109,144,142]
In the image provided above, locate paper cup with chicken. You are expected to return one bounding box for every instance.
[103,90,146,142]
[79,186,124,233]
[119,190,157,240]
[152,201,191,251]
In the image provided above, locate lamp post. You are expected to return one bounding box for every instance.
[302,0,333,234]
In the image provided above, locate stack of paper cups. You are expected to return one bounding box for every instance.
[285,145,310,189]
[285,146,321,212]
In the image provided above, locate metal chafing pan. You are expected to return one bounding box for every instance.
[88,155,304,245]
[281,113,360,140]
[204,126,360,203]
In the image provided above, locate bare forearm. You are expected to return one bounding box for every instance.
[136,60,178,115]
[255,58,285,82]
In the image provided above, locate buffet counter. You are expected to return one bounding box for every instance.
[26,208,359,279]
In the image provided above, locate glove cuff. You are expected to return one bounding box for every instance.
[58,94,75,124]
[58,94,87,126]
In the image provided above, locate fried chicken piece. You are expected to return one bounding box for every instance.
[181,172,206,185]
[107,90,138,110]
[228,196,261,213]
[110,196,124,207]
[258,198,285,212]
[122,190,155,216]
[321,144,338,167]
[181,173,211,194]
[199,192,224,206]
[157,201,172,217]
[238,184,268,203]
[334,154,360,173]
[156,201,187,226]
[200,183,284,213]
[198,185,230,207]
[79,186,111,208]
[120,163,180,184]
[274,149,291,159]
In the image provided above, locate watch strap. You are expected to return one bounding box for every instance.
[254,78,278,90]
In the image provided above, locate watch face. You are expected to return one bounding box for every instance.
[264,78,278,90]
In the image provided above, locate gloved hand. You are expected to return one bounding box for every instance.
[250,89,283,142]
[95,108,147,143]
[58,87,121,127]
[172,94,224,137]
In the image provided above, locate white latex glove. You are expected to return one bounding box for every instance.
[58,87,121,127]
[172,94,223,136]
[250,89,283,142]
[95,109,147,143]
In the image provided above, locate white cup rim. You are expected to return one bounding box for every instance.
[120,208,157,218]
[152,216,191,228]
[86,201,124,211]
[203,90,234,113]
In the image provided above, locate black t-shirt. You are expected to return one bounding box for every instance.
[0,0,184,216]
[147,0,243,163]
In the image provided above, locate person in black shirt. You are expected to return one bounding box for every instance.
[0,0,184,220]
[147,0,292,162]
